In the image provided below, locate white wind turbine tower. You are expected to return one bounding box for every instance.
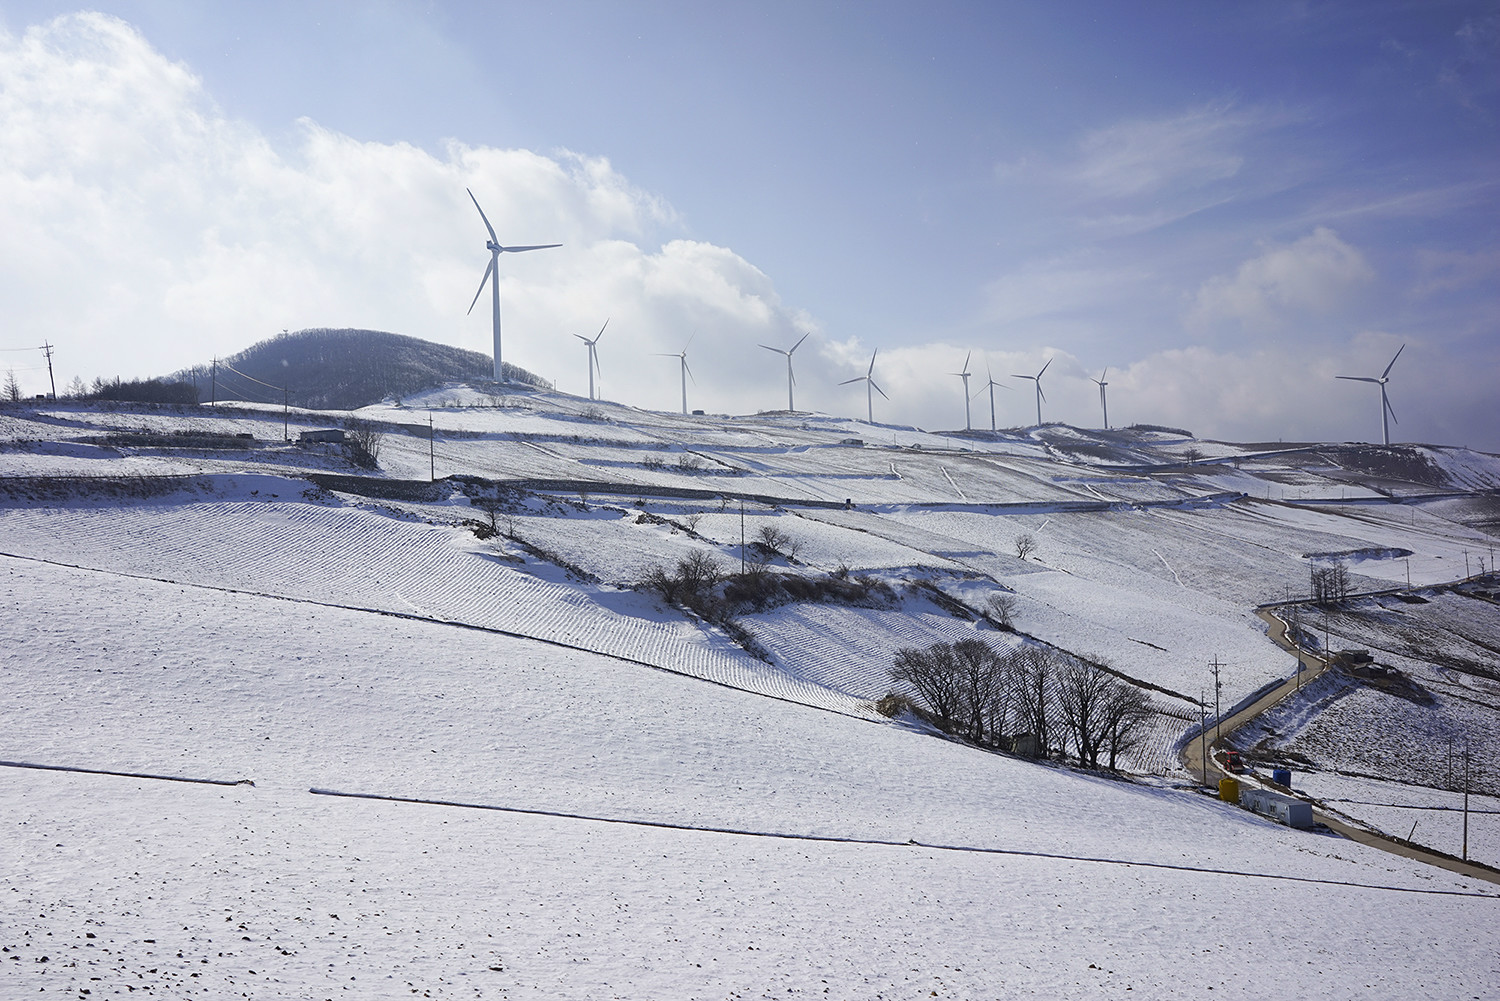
[1013,357,1052,426]
[759,331,810,412]
[839,350,888,424]
[951,351,973,430]
[975,362,1011,431]
[574,319,608,401]
[654,335,695,414]
[1336,344,1405,446]
[465,188,561,382]
[1091,367,1110,429]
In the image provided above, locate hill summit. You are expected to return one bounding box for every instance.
[171,328,550,410]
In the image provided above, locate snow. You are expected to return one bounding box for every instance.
[3,396,1500,997]
[3,555,1498,999]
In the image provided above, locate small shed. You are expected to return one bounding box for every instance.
[299,428,347,444]
[1240,787,1314,829]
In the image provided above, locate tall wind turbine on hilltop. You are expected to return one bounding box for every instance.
[655,335,695,414]
[574,319,608,401]
[759,331,810,412]
[840,350,888,424]
[1091,368,1110,429]
[951,351,973,431]
[1013,357,1052,426]
[1336,344,1405,446]
[465,188,561,382]
[976,362,1011,432]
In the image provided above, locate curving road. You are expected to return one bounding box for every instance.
[1180,604,1500,886]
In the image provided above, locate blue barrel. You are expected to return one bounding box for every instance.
[1272,767,1292,787]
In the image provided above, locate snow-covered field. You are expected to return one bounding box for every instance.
[3,393,1499,997]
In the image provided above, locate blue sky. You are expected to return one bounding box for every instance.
[1,1,1496,448]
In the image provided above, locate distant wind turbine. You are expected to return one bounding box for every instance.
[465,188,561,382]
[951,351,973,431]
[1336,344,1405,446]
[759,331,810,412]
[1091,367,1110,429]
[839,350,888,424]
[574,318,609,401]
[974,362,1011,432]
[1013,357,1052,426]
[654,334,695,414]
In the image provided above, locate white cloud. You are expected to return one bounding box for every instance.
[1068,102,1253,199]
[0,13,811,417]
[1188,227,1374,331]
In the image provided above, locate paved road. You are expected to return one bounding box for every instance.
[1181,606,1500,887]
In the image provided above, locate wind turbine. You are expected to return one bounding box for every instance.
[951,351,973,431]
[759,331,810,412]
[839,350,888,424]
[1013,357,1052,426]
[465,188,561,382]
[974,362,1011,432]
[574,318,609,400]
[1336,344,1405,446]
[654,334,695,414]
[1091,367,1110,429]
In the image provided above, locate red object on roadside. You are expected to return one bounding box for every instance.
[1224,751,1245,774]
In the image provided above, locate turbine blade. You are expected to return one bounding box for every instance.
[466,188,498,244]
[574,333,590,343]
[501,243,563,253]
[1100,366,1108,381]
[596,318,609,342]
[1385,395,1399,425]
[963,350,971,374]
[1336,375,1380,384]
[760,344,787,355]
[466,259,494,315]
[839,376,865,386]
[1383,343,1405,379]
[789,332,810,354]
[685,360,695,385]
[871,380,889,400]
[1038,386,1047,403]
[867,350,878,376]
[1037,357,1052,378]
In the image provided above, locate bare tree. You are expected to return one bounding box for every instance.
[344,419,385,468]
[1312,560,1350,606]
[682,511,704,533]
[1101,682,1155,771]
[1012,645,1058,755]
[986,593,1018,630]
[891,643,965,733]
[675,550,723,593]
[1014,533,1037,560]
[891,639,1012,746]
[3,369,19,402]
[1056,660,1114,769]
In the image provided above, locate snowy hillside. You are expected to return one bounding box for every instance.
[2,390,1498,997]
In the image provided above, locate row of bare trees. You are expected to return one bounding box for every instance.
[890,640,1155,770]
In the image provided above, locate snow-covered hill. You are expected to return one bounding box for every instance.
[2,390,1497,998]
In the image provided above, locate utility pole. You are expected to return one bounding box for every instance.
[1292,606,1303,690]
[740,501,746,575]
[40,341,56,399]
[429,412,435,482]
[211,357,217,406]
[1199,689,1208,787]
[283,385,289,442]
[1462,747,1471,862]
[1210,656,1224,745]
